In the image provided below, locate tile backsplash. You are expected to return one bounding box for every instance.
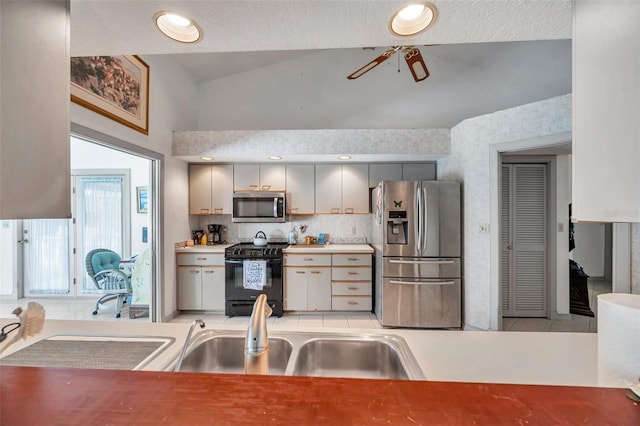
[190,214,372,245]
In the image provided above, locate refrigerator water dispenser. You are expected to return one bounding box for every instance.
[387,211,408,244]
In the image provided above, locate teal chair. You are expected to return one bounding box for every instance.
[85,249,132,318]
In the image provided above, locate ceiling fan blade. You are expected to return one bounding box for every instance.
[347,48,397,80]
[403,47,429,82]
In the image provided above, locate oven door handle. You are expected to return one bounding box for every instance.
[225,259,282,264]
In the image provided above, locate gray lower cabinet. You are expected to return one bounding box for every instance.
[284,254,332,311]
[331,254,372,311]
[177,253,225,311]
[284,252,372,312]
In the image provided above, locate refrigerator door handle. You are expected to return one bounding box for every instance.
[416,183,422,251]
[389,279,455,286]
[388,259,455,265]
[422,185,428,251]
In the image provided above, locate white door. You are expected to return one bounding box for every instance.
[22,219,74,296]
[501,164,547,317]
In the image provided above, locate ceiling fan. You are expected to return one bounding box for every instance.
[347,46,429,82]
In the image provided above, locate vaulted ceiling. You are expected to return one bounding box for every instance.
[70,1,573,143]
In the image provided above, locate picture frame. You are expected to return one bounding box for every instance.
[137,186,149,213]
[71,55,149,135]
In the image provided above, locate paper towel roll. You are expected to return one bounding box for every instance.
[597,293,640,387]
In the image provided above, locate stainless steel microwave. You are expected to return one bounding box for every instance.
[232,192,286,223]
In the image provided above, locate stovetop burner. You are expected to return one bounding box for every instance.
[225,242,289,259]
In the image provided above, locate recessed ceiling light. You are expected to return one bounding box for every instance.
[389,2,438,37]
[269,156,283,160]
[200,156,214,161]
[338,156,352,160]
[153,11,202,43]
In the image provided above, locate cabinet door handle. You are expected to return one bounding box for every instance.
[303,258,314,261]
[249,184,258,189]
[296,271,306,274]
[330,208,340,214]
[204,270,215,274]
[348,301,358,305]
[199,208,210,214]
[261,184,271,190]
[348,271,358,275]
[348,286,358,290]
[196,257,208,261]
[344,208,354,214]
[310,271,321,274]
[191,270,200,274]
[347,258,359,261]
[214,208,223,213]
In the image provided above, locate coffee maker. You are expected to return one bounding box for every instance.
[207,224,223,245]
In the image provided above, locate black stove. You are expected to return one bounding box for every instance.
[224,242,288,317]
[224,242,288,259]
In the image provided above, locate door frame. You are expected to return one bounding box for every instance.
[500,159,551,319]
[489,131,632,330]
[71,123,164,323]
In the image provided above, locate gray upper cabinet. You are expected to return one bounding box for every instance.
[1,1,71,219]
[369,164,402,187]
[369,163,437,187]
[189,164,233,215]
[401,163,437,181]
[286,164,315,215]
[572,0,640,222]
[234,164,286,192]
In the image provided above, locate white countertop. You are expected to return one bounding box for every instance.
[0,319,597,387]
[175,244,373,254]
[175,244,231,253]
[284,244,373,254]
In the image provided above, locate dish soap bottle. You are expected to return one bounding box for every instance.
[201,233,207,245]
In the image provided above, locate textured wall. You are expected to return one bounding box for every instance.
[633,224,640,294]
[439,94,573,330]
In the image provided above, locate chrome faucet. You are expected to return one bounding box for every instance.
[175,319,205,372]
[244,294,272,375]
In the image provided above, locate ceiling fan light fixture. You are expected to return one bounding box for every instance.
[389,2,438,37]
[154,11,202,43]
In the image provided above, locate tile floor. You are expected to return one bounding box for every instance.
[1,279,611,332]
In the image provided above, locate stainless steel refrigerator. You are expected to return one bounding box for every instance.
[372,180,461,328]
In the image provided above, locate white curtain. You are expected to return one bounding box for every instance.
[81,176,124,292]
[25,219,70,294]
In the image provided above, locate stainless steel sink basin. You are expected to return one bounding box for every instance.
[291,338,409,379]
[170,331,425,380]
[176,335,293,375]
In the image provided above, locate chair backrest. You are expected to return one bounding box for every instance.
[85,249,122,288]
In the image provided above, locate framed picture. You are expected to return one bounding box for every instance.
[71,55,149,135]
[137,186,149,213]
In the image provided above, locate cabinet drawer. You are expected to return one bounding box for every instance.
[332,282,371,296]
[177,253,224,266]
[331,296,372,311]
[285,254,331,267]
[332,254,371,266]
[332,267,372,281]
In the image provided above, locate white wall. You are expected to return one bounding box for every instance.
[71,54,198,320]
[438,94,572,330]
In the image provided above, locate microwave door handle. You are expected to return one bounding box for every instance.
[273,197,278,217]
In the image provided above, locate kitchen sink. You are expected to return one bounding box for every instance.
[291,338,409,379]
[176,335,293,375]
[170,331,425,380]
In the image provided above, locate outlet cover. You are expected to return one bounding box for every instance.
[479,223,490,234]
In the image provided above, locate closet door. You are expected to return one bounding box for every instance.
[501,164,547,318]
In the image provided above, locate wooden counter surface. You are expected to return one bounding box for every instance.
[1,366,637,425]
